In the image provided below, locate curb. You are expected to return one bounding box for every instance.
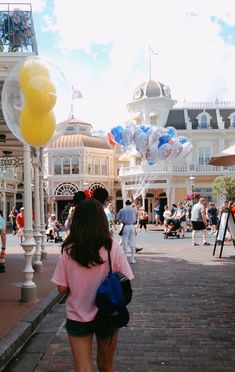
[0,288,64,371]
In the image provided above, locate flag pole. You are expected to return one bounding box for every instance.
[148,46,151,80]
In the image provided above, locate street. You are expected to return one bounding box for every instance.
[3,228,235,371]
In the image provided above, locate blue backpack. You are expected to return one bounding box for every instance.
[95,250,132,328]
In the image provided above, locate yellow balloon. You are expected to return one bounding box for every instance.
[19,59,50,91]
[19,107,56,147]
[24,76,57,113]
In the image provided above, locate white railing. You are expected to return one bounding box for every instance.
[119,163,235,177]
[175,100,235,109]
[0,168,22,180]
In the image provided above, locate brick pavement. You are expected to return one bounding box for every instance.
[5,229,235,371]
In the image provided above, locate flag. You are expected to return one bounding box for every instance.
[72,87,83,99]
[149,46,158,55]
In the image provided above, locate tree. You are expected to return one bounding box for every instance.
[212,176,235,201]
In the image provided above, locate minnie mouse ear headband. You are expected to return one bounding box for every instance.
[73,188,109,206]
[93,188,109,205]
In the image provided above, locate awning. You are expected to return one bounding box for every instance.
[209,144,235,166]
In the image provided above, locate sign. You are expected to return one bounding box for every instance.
[213,210,235,258]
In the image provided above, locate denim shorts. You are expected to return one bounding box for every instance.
[66,314,118,339]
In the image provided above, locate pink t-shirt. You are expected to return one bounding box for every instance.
[51,239,134,322]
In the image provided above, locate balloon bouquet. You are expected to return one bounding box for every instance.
[108,124,192,165]
[2,56,72,147]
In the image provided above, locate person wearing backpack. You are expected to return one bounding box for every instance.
[0,210,6,273]
[52,198,134,372]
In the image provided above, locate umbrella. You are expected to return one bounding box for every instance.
[209,144,235,166]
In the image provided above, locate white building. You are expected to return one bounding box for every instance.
[118,79,235,221]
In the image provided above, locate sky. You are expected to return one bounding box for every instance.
[4,0,235,131]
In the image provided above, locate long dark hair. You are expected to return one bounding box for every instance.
[62,198,112,268]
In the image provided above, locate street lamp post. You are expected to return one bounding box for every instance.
[21,144,37,302]
[189,176,195,205]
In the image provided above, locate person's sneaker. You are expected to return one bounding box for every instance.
[136,247,143,253]
[193,243,199,246]
[130,257,136,264]
[203,242,211,245]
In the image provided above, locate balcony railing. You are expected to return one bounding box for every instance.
[0,3,38,53]
[0,167,22,180]
[119,162,235,177]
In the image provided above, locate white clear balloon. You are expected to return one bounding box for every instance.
[122,127,133,149]
[134,131,148,155]
[158,143,172,160]
[133,127,143,142]
[168,141,183,159]
[147,127,161,148]
[181,142,193,158]
[146,144,159,165]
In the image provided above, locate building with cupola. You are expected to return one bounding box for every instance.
[43,116,115,219]
[118,77,235,221]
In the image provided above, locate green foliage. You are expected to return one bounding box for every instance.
[212,176,235,201]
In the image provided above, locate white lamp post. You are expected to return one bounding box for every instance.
[189,176,195,204]
[32,148,43,272]
[21,144,37,302]
[39,148,47,259]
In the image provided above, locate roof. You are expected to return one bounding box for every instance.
[48,134,111,149]
[133,79,171,100]
[166,110,186,130]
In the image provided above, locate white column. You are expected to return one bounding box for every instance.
[2,191,6,221]
[39,148,47,259]
[21,144,37,302]
[32,149,43,271]
[141,192,146,208]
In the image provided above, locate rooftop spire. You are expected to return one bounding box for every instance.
[148,46,158,80]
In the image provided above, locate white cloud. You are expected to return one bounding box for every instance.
[39,0,235,130]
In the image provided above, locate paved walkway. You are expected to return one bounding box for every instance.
[2,229,235,371]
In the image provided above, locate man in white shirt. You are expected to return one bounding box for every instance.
[117,200,138,264]
[191,198,210,246]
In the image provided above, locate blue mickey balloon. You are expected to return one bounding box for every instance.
[158,135,171,148]
[116,125,124,134]
[166,126,177,138]
[178,136,188,145]
[140,124,150,133]
[111,127,118,136]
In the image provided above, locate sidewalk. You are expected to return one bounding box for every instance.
[0,234,63,370]
[35,231,235,371]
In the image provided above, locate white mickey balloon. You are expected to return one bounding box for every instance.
[158,143,172,160]
[146,144,159,165]
[181,142,193,158]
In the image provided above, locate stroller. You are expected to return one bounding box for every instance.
[163,218,182,239]
[46,222,63,243]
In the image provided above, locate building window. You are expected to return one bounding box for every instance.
[231,114,235,128]
[63,158,70,174]
[94,159,99,175]
[55,183,79,196]
[200,115,208,129]
[72,156,79,174]
[88,160,92,175]
[197,112,211,129]
[65,125,76,133]
[101,159,108,175]
[198,147,211,165]
[54,158,61,175]
[116,190,122,197]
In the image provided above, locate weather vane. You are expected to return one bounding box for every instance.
[148,46,158,80]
